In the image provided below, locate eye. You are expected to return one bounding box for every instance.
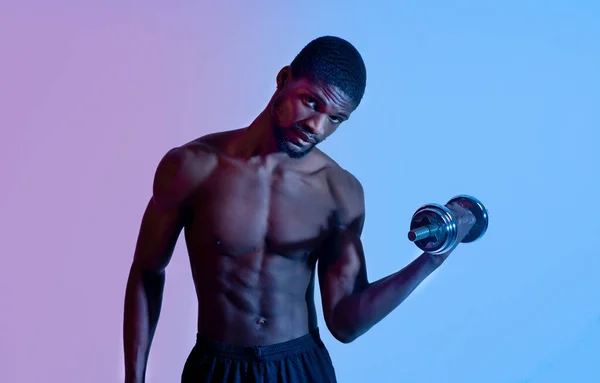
[303,96,318,109]
[329,116,342,124]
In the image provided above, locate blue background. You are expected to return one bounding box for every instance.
[288,1,600,382]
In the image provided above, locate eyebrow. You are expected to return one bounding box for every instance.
[307,90,349,120]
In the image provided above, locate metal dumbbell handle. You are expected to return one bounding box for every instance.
[408,224,441,242]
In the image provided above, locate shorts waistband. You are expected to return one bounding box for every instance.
[194,328,325,361]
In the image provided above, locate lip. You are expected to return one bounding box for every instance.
[290,128,314,144]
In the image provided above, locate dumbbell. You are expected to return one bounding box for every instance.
[407,195,488,255]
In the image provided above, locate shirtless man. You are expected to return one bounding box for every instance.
[123,36,475,383]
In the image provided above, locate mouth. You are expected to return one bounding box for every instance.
[288,128,314,145]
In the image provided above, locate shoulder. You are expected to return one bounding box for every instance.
[152,133,226,208]
[155,129,241,180]
[318,153,365,232]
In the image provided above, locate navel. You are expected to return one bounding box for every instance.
[256,317,268,325]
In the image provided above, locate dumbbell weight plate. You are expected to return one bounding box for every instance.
[447,195,488,243]
[409,203,458,255]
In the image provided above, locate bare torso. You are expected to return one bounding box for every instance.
[181,131,347,346]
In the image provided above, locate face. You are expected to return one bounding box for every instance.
[270,70,355,159]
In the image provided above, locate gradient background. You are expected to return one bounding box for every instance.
[1,1,599,382]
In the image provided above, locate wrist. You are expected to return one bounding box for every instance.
[423,251,445,269]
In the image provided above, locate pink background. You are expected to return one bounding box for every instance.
[1,2,310,381]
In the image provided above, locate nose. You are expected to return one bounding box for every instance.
[303,114,328,136]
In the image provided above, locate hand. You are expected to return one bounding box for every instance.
[428,201,476,263]
[447,201,477,243]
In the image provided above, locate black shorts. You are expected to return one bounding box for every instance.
[181,328,337,383]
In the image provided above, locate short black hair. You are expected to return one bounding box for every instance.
[290,36,367,109]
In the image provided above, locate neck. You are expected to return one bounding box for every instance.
[229,106,282,159]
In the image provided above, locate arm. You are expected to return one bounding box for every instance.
[318,177,462,344]
[318,225,439,343]
[123,147,194,383]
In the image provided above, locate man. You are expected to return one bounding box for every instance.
[123,36,475,382]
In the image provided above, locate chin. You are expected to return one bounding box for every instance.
[280,139,313,159]
[285,143,315,159]
[273,124,316,159]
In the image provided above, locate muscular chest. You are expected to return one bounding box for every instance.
[191,161,335,257]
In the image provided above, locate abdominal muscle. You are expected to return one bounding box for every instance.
[190,248,318,347]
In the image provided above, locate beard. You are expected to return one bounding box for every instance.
[272,123,318,159]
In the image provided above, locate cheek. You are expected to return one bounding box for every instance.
[273,96,303,125]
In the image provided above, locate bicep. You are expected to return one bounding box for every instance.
[318,218,369,317]
[131,148,190,272]
[319,172,368,312]
[131,198,185,273]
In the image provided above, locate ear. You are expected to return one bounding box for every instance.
[276,66,292,89]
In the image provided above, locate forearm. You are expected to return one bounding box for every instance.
[123,266,165,383]
[332,253,440,343]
